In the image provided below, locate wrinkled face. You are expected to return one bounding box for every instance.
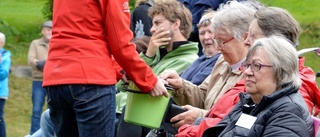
[243,48,277,96]
[42,27,52,41]
[213,31,246,65]
[150,14,174,37]
[199,25,218,57]
[244,19,265,46]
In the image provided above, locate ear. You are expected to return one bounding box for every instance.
[172,19,181,30]
[243,32,249,40]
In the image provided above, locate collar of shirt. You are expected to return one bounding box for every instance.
[230,57,246,72]
[159,41,189,58]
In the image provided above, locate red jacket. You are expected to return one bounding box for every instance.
[176,57,320,137]
[43,0,157,92]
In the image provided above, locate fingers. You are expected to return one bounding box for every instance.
[171,112,184,123]
[170,111,193,128]
[160,70,177,79]
[153,28,171,38]
[159,70,182,89]
[166,77,183,89]
[121,74,129,83]
[150,90,169,98]
[159,78,168,85]
[152,29,171,45]
[182,105,194,110]
[149,78,169,97]
[163,90,169,98]
[172,120,185,128]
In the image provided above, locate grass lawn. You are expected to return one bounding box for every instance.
[1,0,47,136]
[0,0,319,136]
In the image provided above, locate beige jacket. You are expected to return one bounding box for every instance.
[172,56,244,116]
[27,37,49,81]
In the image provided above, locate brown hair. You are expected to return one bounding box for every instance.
[254,7,301,47]
[148,0,192,38]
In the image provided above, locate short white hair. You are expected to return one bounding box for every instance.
[247,35,301,89]
[0,32,5,43]
[211,0,255,40]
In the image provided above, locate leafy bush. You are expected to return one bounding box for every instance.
[42,0,53,20]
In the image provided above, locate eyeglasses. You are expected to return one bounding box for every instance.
[241,62,273,72]
[213,37,234,47]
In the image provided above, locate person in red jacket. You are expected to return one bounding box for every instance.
[42,0,169,136]
[176,6,320,137]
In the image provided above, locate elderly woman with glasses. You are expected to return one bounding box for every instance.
[176,6,319,137]
[202,35,313,137]
[160,0,255,128]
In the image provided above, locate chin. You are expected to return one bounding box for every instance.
[245,87,255,94]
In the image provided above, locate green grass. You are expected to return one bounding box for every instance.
[0,0,319,136]
[0,0,46,66]
[0,0,47,136]
[6,75,32,136]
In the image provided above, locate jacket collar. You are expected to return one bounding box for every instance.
[240,85,298,115]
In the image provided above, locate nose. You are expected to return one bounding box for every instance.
[150,26,156,34]
[204,32,211,40]
[243,66,253,75]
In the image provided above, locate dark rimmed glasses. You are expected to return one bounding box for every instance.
[213,37,234,47]
[241,62,273,72]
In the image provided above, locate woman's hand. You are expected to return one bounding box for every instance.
[170,105,200,128]
[159,70,183,89]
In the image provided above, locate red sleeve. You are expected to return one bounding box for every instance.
[298,60,320,116]
[101,0,157,92]
[176,79,245,137]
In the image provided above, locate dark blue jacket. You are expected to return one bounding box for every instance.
[178,0,228,56]
[130,1,153,37]
[180,53,220,85]
[203,85,313,137]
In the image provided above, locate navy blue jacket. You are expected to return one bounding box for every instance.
[180,53,220,85]
[130,1,153,37]
[203,85,313,137]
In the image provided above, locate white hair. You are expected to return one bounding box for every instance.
[210,0,255,40]
[0,32,5,43]
[247,35,301,89]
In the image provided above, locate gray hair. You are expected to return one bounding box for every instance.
[197,9,215,29]
[211,0,255,40]
[247,35,301,89]
[0,32,5,43]
[239,0,265,12]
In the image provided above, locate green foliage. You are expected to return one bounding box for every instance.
[0,19,20,38]
[42,0,53,20]
[0,0,45,65]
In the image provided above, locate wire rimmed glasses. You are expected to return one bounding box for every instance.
[241,62,273,72]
